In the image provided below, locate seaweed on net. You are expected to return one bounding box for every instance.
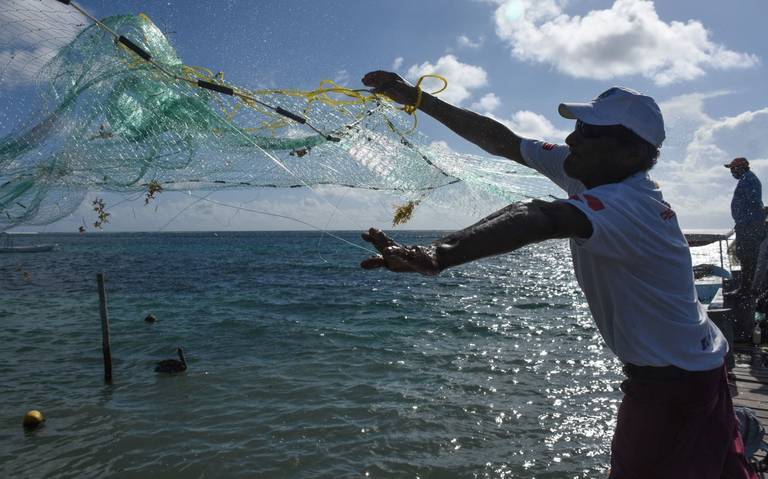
[0,4,556,231]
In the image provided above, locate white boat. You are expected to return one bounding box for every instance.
[0,232,57,253]
[684,228,734,305]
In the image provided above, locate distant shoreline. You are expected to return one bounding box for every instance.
[5,229,453,235]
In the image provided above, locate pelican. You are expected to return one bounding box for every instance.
[155,347,187,373]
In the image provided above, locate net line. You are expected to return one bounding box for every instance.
[0,0,558,232]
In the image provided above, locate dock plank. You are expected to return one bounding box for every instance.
[731,346,768,439]
[736,388,768,405]
[734,396,768,414]
[734,368,768,380]
[722,335,768,467]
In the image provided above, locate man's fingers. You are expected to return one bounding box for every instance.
[371,80,398,95]
[362,71,390,88]
[361,254,410,273]
[360,228,430,274]
[361,72,380,88]
[363,71,403,92]
[360,245,408,271]
[361,228,381,247]
[360,245,436,275]
[362,228,397,253]
[361,256,386,269]
[370,228,390,246]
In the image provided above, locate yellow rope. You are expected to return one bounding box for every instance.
[120,14,449,135]
[399,74,448,131]
[46,7,454,227]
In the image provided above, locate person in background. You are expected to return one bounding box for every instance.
[359,70,755,478]
[725,157,765,298]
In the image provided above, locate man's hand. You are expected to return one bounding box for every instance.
[362,71,418,106]
[360,228,440,276]
[363,70,524,164]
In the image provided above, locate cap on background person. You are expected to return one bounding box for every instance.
[724,157,749,169]
[558,86,665,148]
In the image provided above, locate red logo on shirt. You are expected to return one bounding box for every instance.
[583,194,605,211]
[542,143,556,150]
[661,208,676,220]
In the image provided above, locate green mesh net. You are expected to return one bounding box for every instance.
[0,4,555,230]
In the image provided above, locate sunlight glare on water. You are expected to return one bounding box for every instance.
[0,231,724,477]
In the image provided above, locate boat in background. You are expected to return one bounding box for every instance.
[684,228,734,304]
[0,232,57,253]
[685,228,764,378]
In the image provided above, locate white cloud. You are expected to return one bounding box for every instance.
[428,140,454,153]
[660,91,731,129]
[471,92,502,112]
[649,93,768,228]
[405,55,488,105]
[333,69,350,86]
[392,56,404,71]
[457,34,485,49]
[488,110,570,142]
[681,108,768,174]
[493,0,759,85]
[52,185,482,232]
[656,90,731,164]
[0,0,83,88]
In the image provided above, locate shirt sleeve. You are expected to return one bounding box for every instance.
[519,139,585,195]
[562,186,644,261]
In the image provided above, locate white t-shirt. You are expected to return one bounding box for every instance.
[520,139,727,371]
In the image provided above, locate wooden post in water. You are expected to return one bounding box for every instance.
[97,273,113,384]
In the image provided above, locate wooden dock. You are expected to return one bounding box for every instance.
[732,344,768,422]
[731,344,768,470]
[707,289,767,423]
[705,287,768,470]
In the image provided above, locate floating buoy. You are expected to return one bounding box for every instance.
[144,313,157,323]
[23,410,45,429]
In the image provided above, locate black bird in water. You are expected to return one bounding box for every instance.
[155,347,187,373]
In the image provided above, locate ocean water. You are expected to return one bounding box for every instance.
[0,231,717,478]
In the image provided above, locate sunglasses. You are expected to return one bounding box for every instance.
[576,120,635,141]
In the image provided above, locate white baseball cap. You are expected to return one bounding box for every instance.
[558,86,665,148]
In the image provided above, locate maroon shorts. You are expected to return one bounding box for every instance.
[609,363,756,479]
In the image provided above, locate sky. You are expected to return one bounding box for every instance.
[1,0,767,232]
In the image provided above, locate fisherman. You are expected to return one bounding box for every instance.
[725,157,765,298]
[359,71,754,478]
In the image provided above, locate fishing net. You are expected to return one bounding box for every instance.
[0,0,556,231]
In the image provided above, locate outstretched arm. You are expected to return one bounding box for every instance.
[361,200,592,275]
[362,71,524,165]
